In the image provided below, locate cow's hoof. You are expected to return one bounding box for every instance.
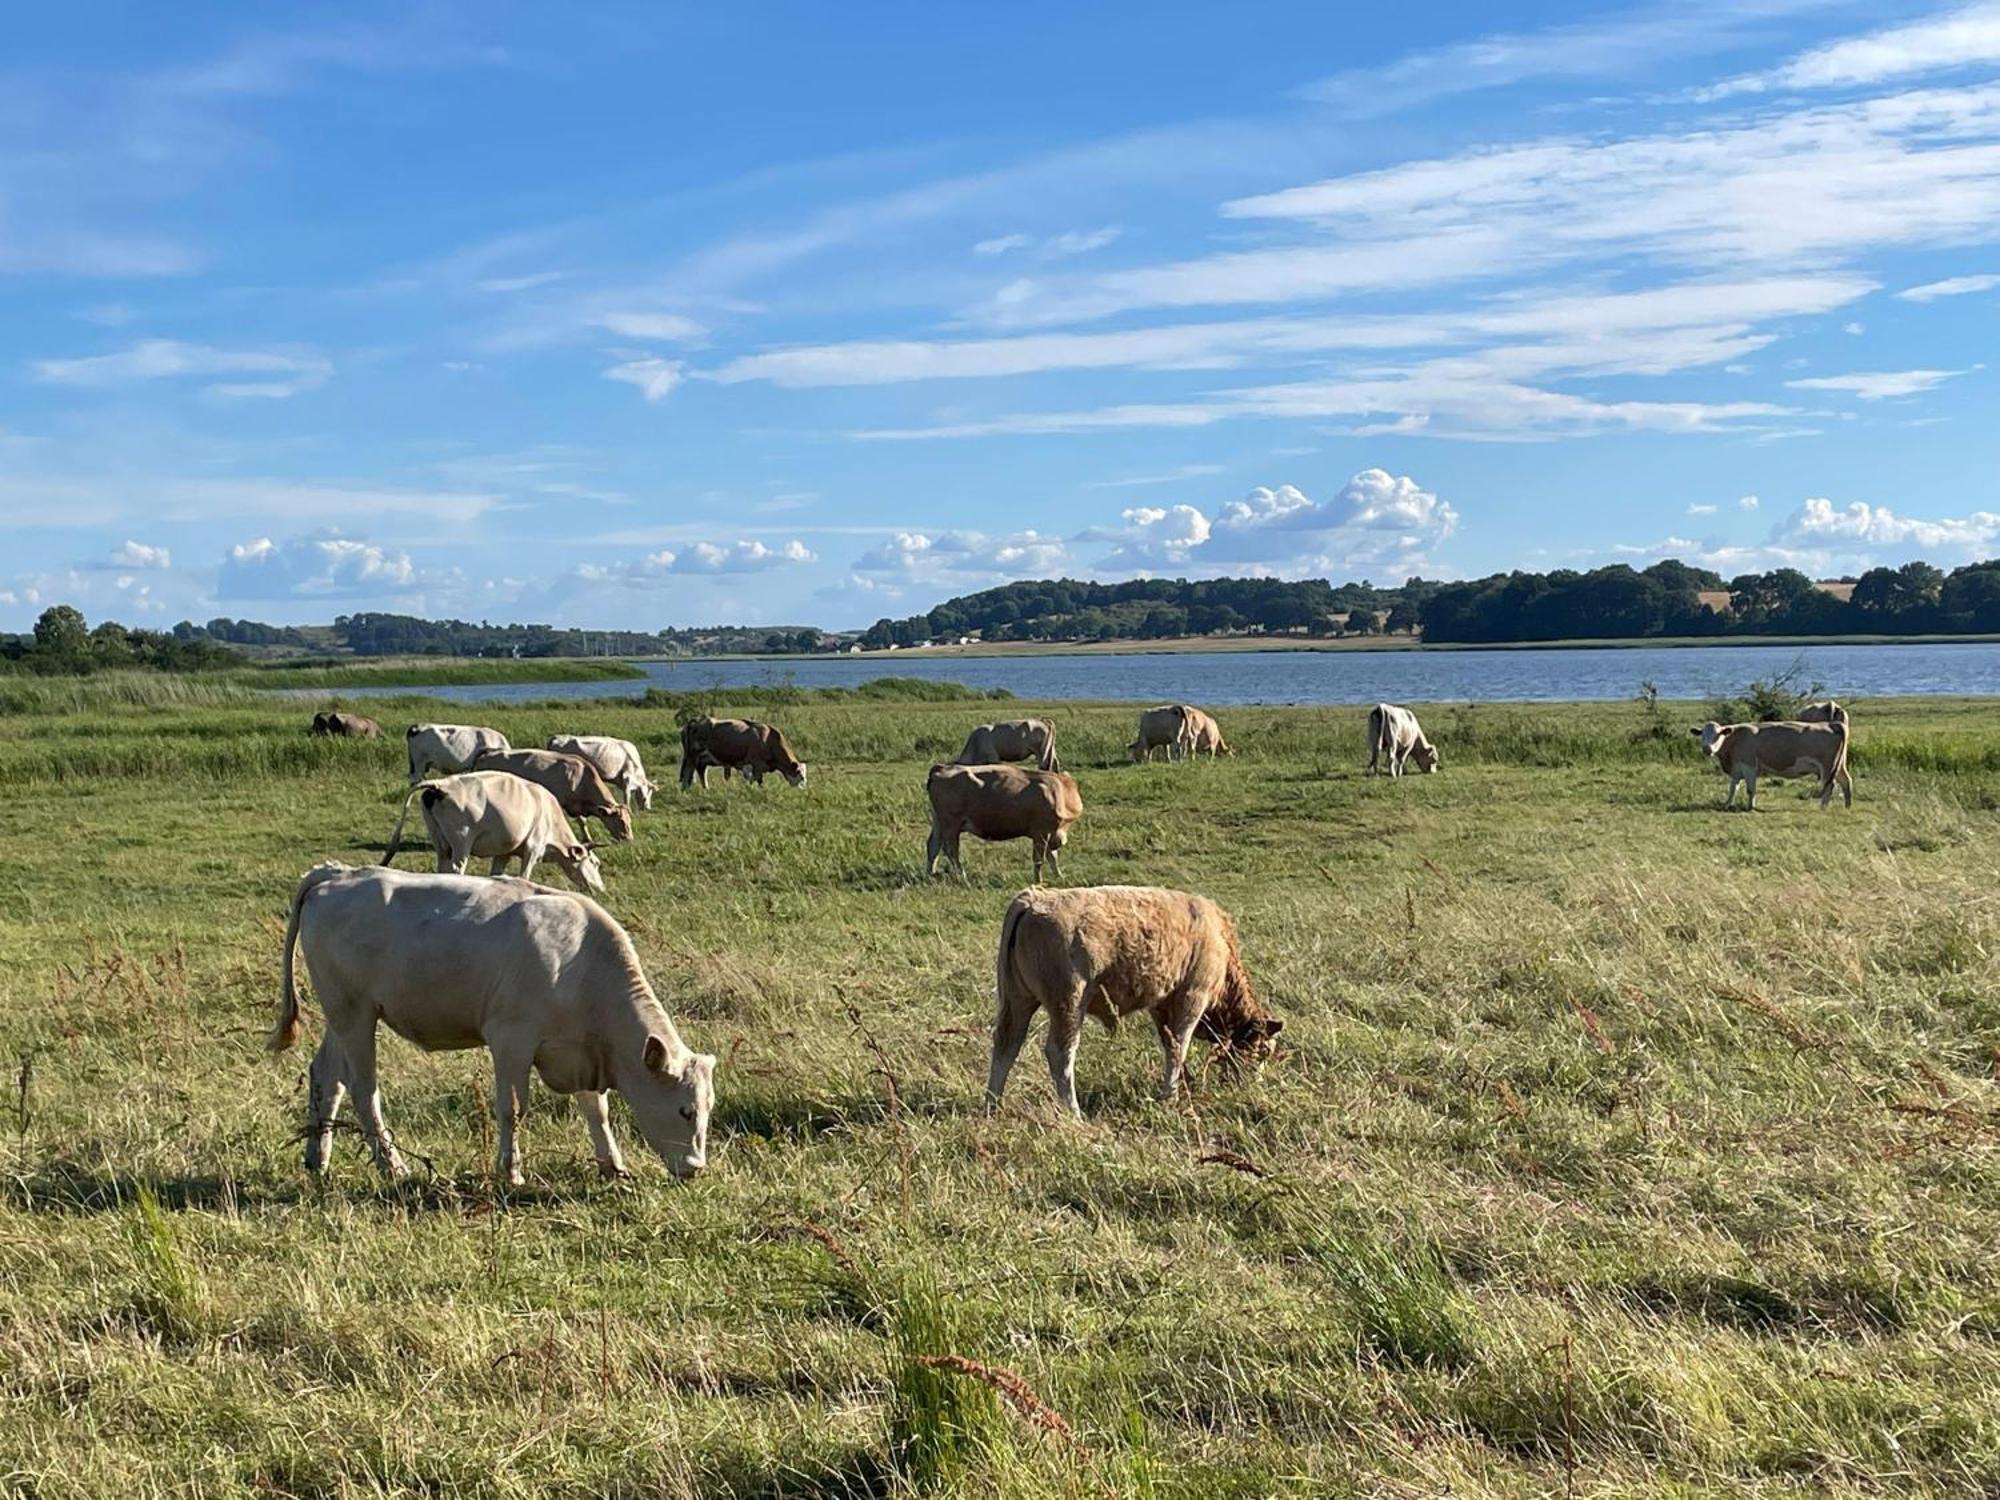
[595,1161,630,1182]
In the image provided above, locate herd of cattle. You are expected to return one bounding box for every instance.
[281,695,1853,1184]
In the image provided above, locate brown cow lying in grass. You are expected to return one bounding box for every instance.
[311,711,383,739]
[988,884,1282,1120]
[926,763,1082,884]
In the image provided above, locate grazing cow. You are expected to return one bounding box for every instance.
[1366,703,1440,776]
[547,734,657,811]
[1181,706,1231,759]
[1130,705,1193,762]
[925,763,1082,884]
[311,711,383,739]
[988,885,1283,1120]
[1692,719,1852,810]
[407,722,511,784]
[679,717,806,788]
[271,863,716,1184]
[473,748,634,843]
[956,718,1060,773]
[382,771,605,892]
[1796,700,1849,725]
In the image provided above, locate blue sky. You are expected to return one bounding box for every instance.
[5,1,2000,631]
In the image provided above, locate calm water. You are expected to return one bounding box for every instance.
[337,641,2000,706]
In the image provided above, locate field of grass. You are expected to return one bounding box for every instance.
[0,684,1996,1497]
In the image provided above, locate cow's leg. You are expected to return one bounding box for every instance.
[490,1044,534,1189]
[574,1090,627,1179]
[492,855,515,877]
[946,830,968,886]
[1043,839,1062,883]
[303,1036,347,1173]
[1031,836,1046,885]
[924,824,942,878]
[1155,1006,1201,1101]
[1742,769,1759,810]
[1043,986,1086,1121]
[1723,775,1739,808]
[339,1024,406,1181]
[985,987,1037,1111]
[1838,764,1854,808]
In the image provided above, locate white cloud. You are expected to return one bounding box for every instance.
[1896,272,2000,300]
[1087,463,1227,489]
[102,540,171,570]
[604,357,684,400]
[217,532,419,600]
[1784,367,1975,399]
[576,539,816,587]
[974,234,1032,257]
[593,311,706,341]
[1774,497,2000,556]
[972,227,1121,260]
[477,271,570,293]
[1688,503,1719,515]
[0,475,498,530]
[1740,495,1761,510]
[852,529,1070,583]
[30,339,330,398]
[1700,4,2000,99]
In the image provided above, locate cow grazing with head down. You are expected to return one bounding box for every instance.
[547,734,657,811]
[926,763,1082,884]
[956,718,1060,773]
[311,711,383,739]
[382,771,605,892]
[1367,703,1439,776]
[1692,718,1852,810]
[473,748,634,843]
[988,884,1282,1120]
[679,717,806,788]
[407,722,511,784]
[1130,705,1192,762]
[1181,705,1231,758]
[271,862,716,1184]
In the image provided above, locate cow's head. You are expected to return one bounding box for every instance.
[1411,742,1440,774]
[599,804,636,842]
[629,779,655,813]
[625,1038,717,1179]
[1691,721,1726,756]
[550,840,607,893]
[780,761,807,787]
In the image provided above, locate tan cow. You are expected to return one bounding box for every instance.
[1130,705,1193,762]
[1366,703,1439,776]
[1796,700,1849,725]
[547,734,657,811]
[474,748,634,843]
[381,771,605,892]
[311,711,383,739]
[956,718,1060,772]
[271,862,715,1184]
[1692,719,1853,809]
[1181,705,1231,758]
[988,885,1283,1120]
[925,763,1082,883]
[679,717,806,788]
[407,722,511,784]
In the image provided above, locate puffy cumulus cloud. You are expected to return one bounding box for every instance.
[82,539,171,570]
[603,357,683,401]
[217,532,418,600]
[1739,495,1761,510]
[576,539,817,588]
[1774,498,2000,557]
[1080,504,1214,569]
[852,529,1070,583]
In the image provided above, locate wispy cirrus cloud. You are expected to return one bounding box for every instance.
[1896,272,2000,300]
[1784,367,1977,399]
[31,339,331,398]
[1697,3,2000,100]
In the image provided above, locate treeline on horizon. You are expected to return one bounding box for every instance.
[859,558,2000,647]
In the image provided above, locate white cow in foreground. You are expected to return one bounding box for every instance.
[1692,719,1852,810]
[271,863,716,1184]
[1367,703,1440,776]
[407,722,511,784]
[382,771,604,892]
[547,734,657,811]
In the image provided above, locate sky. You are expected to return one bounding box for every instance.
[5,0,2000,632]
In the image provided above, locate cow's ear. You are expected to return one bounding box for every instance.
[643,1034,679,1077]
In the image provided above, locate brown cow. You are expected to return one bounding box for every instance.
[679,717,806,788]
[311,711,383,739]
[988,885,1282,1119]
[925,763,1082,884]
[1691,718,1852,810]
[473,748,635,842]
[1181,705,1231,758]
[955,718,1059,772]
[1129,705,1192,762]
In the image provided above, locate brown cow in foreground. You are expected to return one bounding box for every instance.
[473,748,634,842]
[925,764,1082,883]
[988,885,1282,1120]
[1692,718,1852,810]
[311,711,383,739]
[956,718,1059,772]
[679,717,806,788]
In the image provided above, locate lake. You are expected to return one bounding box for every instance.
[330,640,2000,705]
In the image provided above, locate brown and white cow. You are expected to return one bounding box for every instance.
[311,711,383,739]
[925,763,1082,884]
[407,722,511,784]
[679,717,806,788]
[955,718,1060,772]
[382,771,605,892]
[1692,718,1853,810]
[547,734,657,811]
[1366,703,1439,776]
[988,884,1282,1120]
[474,748,634,843]
[271,862,715,1184]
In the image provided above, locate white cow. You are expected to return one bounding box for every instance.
[407,722,511,784]
[1367,703,1440,776]
[1692,719,1852,810]
[546,734,657,811]
[271,863,716,1184]
[382,771,605,892]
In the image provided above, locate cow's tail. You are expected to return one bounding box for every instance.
[995,893,1031,1023]
[382,784,429,866]
[1039,723,1059,773]
[271,864,339,1052]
